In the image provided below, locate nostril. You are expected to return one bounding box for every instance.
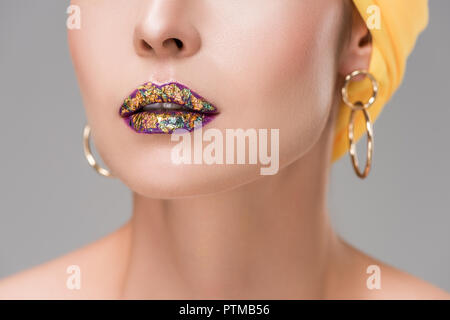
[140,40,152,51]
[173,38,183,49]
[135,37,185,56]
[162,38,184,50]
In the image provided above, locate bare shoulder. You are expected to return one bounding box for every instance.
[369,259,450,299]
[328,238,450,300]
[0,222,131,300]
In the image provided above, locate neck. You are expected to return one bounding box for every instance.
[120,110,339,299]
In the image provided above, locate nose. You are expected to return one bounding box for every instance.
[133,0,201,59]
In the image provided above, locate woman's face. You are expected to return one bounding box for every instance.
[68,0,348,198]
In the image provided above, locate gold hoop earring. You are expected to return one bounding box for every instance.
[83,124,113,178]
[341,70,378,179]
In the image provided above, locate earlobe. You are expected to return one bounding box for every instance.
[339,7,373,77]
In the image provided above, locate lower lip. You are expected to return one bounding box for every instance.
[124,110,217,134]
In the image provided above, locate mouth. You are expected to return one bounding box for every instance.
[119,82,219,134]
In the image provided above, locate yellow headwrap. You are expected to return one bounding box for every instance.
[332,0,429,162]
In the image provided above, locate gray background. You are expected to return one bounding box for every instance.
[0,0,449,292]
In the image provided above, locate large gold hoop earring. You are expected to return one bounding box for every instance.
[341,70,378,179]
[83,124,113,178]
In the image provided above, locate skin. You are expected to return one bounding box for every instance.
[0,0,448,299]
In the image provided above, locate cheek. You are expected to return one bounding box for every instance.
[68,0,137,158]
[68,0,133,112]
[210,1,340,164]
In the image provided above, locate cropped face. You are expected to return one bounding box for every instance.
[68,0,349,198]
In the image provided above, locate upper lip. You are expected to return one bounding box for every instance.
[119,81,219,117]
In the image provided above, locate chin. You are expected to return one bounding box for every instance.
[116,163,266,199]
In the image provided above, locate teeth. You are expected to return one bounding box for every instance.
[141,102,181,112]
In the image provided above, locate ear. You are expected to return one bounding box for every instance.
[338,6,372,76]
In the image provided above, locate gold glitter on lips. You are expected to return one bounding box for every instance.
[120,82,217,117]
[128,111,212,134]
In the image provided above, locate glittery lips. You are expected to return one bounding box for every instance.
[119,82,219,134]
